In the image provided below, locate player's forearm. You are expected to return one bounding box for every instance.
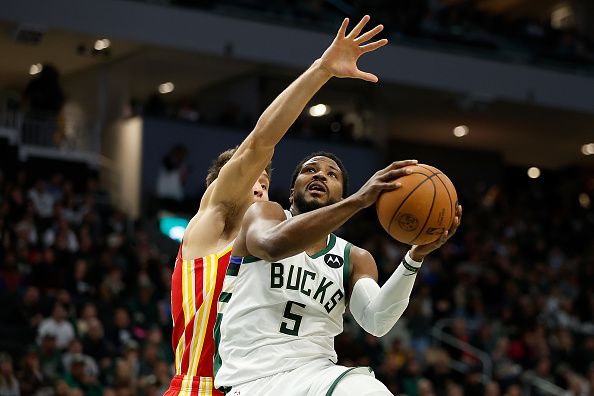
[250,60,331,150]
[257,197,363,261]
[349,252,422,337]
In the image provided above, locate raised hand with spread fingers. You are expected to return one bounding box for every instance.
[318,15,388,82]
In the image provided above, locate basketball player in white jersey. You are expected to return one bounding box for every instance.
[214,152,462,395]
[167,16,389,396]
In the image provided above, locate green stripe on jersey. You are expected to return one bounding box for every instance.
[309,233,337,259]
[213,313,224,378]
[219,292,232,303]
[242,255,261,263]
[226,265,239,276]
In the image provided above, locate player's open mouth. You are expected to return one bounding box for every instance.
[307,181,327,194]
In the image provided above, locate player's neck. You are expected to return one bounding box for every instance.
[303,234,331,257]
[289,206,330,256]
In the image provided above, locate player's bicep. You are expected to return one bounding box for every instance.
[210,140,274,206]
[348,246,379,299]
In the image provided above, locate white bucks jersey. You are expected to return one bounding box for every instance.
[214,211,352,388]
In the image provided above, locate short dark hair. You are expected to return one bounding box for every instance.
[290,151,349,198]
[205,146,272,187]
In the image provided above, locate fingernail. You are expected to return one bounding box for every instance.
[395,182,402,188]
[406,169,412,174]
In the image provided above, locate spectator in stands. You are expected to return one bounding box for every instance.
[44,218,79,253]
[127,281,159,332]
[81,318,112,371]
[503,383,522,396]
[18,286,44,333]
[63,353,102,396]
[17,346,53,395]
[62,339,99,380]
[153,359,171,395]
[0,352,19,396]
[155,144,189,205]
[69,260,94,302]
[30,247,68,292]
[37,302,75,350]
[29,179,55,220]
[47,173,65,202]
[111,358,135,395]
[37,333,62,380]
[23,64,65,115]
[107,307,135,355]
[485,381,501,396]
[417,378,435,396]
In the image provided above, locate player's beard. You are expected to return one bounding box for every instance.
[292,189,340,214]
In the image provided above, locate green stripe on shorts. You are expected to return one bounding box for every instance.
[326,367,357,396]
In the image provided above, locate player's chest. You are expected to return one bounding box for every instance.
[266,254,346,316]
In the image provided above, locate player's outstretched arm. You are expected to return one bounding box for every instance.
[210,15,389,207]
[348,205,462,337]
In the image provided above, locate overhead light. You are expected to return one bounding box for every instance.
[527,167,541,179]
[581,143,594,155]
[453,125,469,137]
[29,63,43,75]
[94,38,111,51]
[309,104,330,117]
[158,82,175,94]
[579,193,591,209]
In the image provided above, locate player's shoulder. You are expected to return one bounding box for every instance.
[347,244,374,264]
[244,200,285,219]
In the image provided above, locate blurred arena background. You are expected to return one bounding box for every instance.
[0,0,593,395]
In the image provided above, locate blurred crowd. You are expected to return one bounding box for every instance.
[1,160,594,396]
[0,166,174,396]
[163,0,594,68]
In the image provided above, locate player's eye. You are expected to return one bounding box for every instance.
[328,172,337,178]
[261,184,268,190]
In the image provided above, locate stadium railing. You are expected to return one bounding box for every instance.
[431,318,568,395]
[431,318,493,384]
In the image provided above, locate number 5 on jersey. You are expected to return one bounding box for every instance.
[280,301,306,336]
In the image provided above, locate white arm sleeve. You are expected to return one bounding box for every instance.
[349,251,422,337]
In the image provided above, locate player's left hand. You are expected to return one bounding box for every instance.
[318,15,388,83]
[409,204,462,261]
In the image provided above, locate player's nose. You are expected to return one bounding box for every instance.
[313,171,327,181]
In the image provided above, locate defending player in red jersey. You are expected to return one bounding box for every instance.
[165,15,388,395]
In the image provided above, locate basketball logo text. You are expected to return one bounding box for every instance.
[398,213,419,231]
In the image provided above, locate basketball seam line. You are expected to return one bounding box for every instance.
[416,164,454,229]
[416,164,440,176]
[432,173,455,230]
[387,174,433,236]
[410,176,437,244]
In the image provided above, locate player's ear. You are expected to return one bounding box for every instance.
[289,188,294,204]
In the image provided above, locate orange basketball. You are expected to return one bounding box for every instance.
[376,164,458,245]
